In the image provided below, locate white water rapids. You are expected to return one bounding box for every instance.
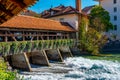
[20,57,120,80]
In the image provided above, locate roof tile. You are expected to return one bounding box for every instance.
[0,15,75,32]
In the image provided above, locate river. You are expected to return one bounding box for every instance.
[20,54,120,80]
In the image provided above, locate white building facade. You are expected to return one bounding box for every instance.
[97,0,120,40]
[48,14,79,30]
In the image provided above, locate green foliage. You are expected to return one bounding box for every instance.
[0,39,74,55]
[49,40,53,49]
[43,40,47,49]
[90,5,114,32]
[33,41,39,50]
[19,41,27,53]
[0,57,16,80]
[3,43,11,55]
[26,41,32,52]
[38,41,42,50]
[79,17,107,55]
[0,43,11,55]
[11,42,19,54]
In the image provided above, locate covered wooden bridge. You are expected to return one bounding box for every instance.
[0,15,76,71]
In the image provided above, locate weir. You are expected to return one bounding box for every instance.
[3,39,75,71]
[5,47,75,71]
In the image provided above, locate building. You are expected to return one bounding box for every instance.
[82,5,95,15]
[0,15,76,42]
[41,0,83,31]
[94,0,120,40]
[0,0,38,24]
[20,10,40,17]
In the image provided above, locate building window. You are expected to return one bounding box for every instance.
[114,7,117,12]
[113,0,117,4]
[114,16,117,21]
[114,25,117,30]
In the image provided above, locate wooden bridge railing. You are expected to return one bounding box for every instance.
[0,39,75,56]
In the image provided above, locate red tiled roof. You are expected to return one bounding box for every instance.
[0,15,75,32]
[41,5,80,18]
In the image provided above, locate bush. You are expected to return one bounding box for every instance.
[79,17,108,55]
[0,57,16,80]
[26,41,32,52]
[19,41,27,53]
[38,41,42,50]
[33,41,39,50]
[11,42,19,54]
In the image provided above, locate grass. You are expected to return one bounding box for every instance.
[82,53,120,62]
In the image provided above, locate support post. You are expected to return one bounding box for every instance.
[57,49,64,62]
[23,53,32,71]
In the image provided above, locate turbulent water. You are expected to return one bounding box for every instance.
[20,57,120,80]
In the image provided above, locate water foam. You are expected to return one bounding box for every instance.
[21,57,120,80]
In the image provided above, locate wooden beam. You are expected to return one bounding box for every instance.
[0,16,7,21]
[7,31,17,41]
[37,32,39,40]
[9,0,26,8]
[23,53,32,71]
[23,31,25,41]
[0,4,14,16]
[5,31,8,42]
[31,36,34,41]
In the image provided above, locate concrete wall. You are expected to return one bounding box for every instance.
[101,0,120,39]
[59,47,73,59]
[48,14,79,30]
[29,51,50,66]
[45,49,63,62]
[11,53,31,71]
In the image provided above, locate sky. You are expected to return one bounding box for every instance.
[28,0,98,13]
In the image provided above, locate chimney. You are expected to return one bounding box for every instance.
[76,0,81,12]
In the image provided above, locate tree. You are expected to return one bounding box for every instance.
[90,5,114,32]
[79,17,108,55]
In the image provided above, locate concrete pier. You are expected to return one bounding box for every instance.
[59,47,73,59]
[5,47,74,72]
[11,53,32,71]
[45,49,63,62]
[29,50,50,66]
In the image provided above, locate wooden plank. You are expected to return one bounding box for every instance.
[42,50,50,66]
[23,31,25,41]
[0,16,7,21]
[5,31,8,42]
[57,49,64,62]
[0,3,14,16]
[7,31,17,41]
[9,0,26,8]
[23,53,32,72]
[68,47,73,57]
